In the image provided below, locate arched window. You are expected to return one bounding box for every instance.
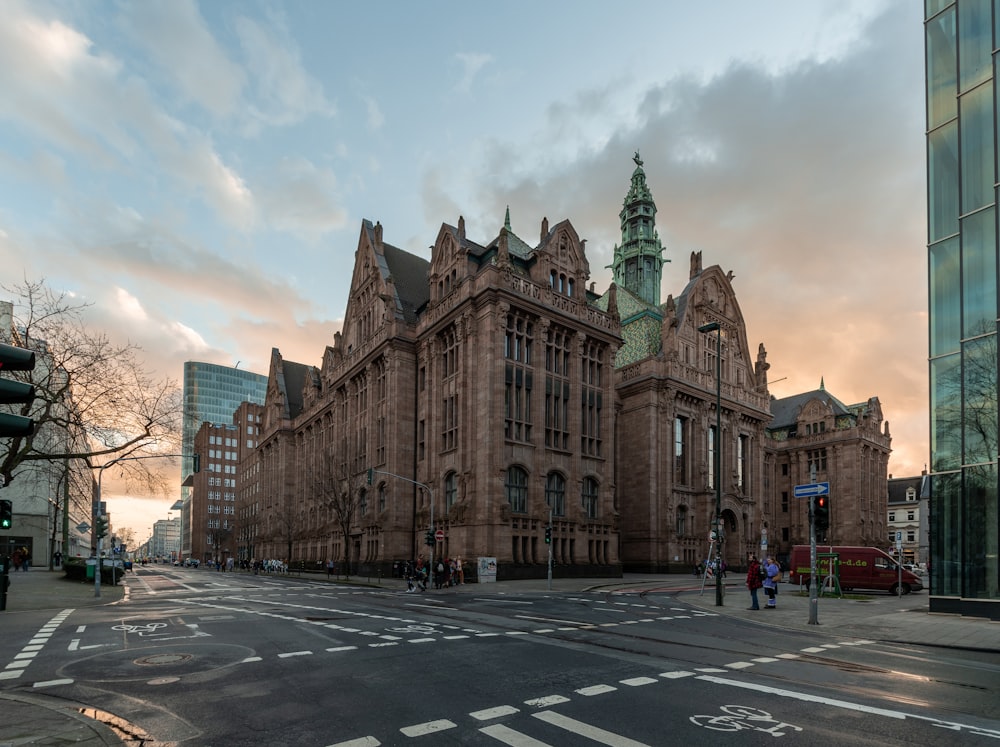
[506,466,528,513]
[676,505,688,536]
[359,488,368,516]
[582,477,598,519]
[545,472,566,516]
[445,471,458,509]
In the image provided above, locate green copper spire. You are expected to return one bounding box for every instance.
[609,151,667,306]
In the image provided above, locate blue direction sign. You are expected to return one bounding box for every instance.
[793,482,830,498]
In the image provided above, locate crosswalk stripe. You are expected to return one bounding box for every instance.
[533,711,651,747]
[480,723,551,746]
[399,719,456,737]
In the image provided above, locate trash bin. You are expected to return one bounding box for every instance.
[86,564,94,580]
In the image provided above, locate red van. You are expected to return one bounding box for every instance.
[788,545,924,595]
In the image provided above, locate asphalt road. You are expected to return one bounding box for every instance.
[3,566,999,746]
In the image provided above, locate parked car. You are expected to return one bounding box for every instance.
[788,545,924,595]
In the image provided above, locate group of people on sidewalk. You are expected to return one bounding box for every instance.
[9,547,31,572]
[403,556,465,592]
[745,553,781,610]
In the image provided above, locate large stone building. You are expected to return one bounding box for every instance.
[249,197,621,578]
[239,155,892,578]
[767,384,891,552]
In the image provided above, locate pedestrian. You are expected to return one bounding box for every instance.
[326,559,334,578]
[763,555,780,608]
[404,560,415,592]
[54,551,62,567]
[745,554,763,610]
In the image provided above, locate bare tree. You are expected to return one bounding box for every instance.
[115,526,137,550]
[0,278,182,489]
[317,462,362,579]
[206,526,233,566]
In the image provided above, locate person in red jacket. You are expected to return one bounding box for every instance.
[745,554,763,610]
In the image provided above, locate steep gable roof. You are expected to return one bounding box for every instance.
[768,387,851,430]
[381,242,430,324]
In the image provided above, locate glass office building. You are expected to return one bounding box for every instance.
[925,0,999,619]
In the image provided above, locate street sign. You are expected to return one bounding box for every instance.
[793,482,830,498]
[434,528,445,542]
[76,522,90,533]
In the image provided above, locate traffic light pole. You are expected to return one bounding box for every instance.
[808,465,819,625]
[547,508,553,591]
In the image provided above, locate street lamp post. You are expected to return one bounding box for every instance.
[698,321,724,607]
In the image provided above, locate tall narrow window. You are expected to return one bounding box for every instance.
[582,477,598,519]
[441,394,458,452]
[445,472,457,509]
[506,466,528,513]
[581,341,603,456]
[545,327,571,450]
[441,326,458,379]
[504,314,534,443]
[674,416,688,485]
[737,434,749,489]
[545,472,566,516]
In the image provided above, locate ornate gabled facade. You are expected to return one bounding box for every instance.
[766,382,891,551]
[598,158,773,571]
[241,155,895,579]
[248,211,621,578]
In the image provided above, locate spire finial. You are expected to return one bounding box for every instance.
[820,377,825,391]
[504,205,511,231]
[633,150,643,167]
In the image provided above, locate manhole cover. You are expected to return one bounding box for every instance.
[135,653,192,666]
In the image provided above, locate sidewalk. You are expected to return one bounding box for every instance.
[1,568,126,747]
[0,569,996,747]
[1,566,125,613]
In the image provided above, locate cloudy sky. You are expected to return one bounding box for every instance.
[0,1,927,539]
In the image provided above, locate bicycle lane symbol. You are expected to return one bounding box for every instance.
[690,705,803,737]
[112,622,169,637]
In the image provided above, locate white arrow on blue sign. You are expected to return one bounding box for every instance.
[793,482,830,498]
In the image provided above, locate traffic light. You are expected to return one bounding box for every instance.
[814,496,830,532]
[544,525,552,544]
[0,342,36,438]
[95,514,109,540]
[0,499,12,529]
[425,528,435,546]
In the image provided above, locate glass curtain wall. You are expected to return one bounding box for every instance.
[925,0,999,618]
